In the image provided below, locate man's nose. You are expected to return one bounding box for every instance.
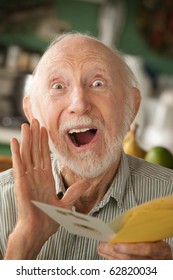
[67,87,92,115]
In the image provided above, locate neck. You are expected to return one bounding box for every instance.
[60,159,120,213]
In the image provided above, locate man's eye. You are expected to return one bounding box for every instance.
[92,80,104,87]
[52,83,64,89]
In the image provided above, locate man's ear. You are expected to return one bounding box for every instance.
[132,87,141,120]
[23,96,33,122]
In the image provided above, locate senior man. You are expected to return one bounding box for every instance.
[0,32,173,260]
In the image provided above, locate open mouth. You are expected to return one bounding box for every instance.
[68,128,97,147]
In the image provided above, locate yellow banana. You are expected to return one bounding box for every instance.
[123,124,146,158]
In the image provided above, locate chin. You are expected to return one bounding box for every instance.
[49,139,122,179]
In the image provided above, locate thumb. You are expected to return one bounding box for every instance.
[60,180,90,209]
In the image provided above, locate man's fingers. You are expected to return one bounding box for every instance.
[61,180,91,208]
[11,119,53,176]
[98,241,172,260]
[20,123,32,170]
[30,119,41,168]
[40,126,52,169]
[111,241,165,257]
[98,242,151,260]
[10,138,25,177]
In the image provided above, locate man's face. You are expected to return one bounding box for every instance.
[32,37,130,178]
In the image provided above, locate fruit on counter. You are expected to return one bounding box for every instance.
[123,124,146,158]
[144,146,173,169]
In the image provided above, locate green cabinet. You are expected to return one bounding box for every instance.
[0,0,100,53]
[0,143,11,156]
[119,0,173,74]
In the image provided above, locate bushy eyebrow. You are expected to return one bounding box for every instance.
[46,68,71,82]
[83,65,112,85]
[43,59,115,87]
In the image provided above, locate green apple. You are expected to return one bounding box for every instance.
[144,146,173,169]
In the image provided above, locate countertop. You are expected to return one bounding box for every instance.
[0,126,21,144]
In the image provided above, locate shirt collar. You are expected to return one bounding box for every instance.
[94,151,130,211]
[51,155,66,196]
[109,151,130,207]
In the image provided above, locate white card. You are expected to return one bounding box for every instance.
[32,201,114,241]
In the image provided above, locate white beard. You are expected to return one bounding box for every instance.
[49,116,126,179]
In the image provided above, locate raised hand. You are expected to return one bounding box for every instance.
[5,119,89,259]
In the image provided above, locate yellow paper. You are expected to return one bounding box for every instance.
[109,195,173,244]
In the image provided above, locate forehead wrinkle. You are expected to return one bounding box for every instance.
[36,37,119,84]
[39,54,112,82]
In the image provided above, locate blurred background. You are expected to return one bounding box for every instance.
[0,0,173,156]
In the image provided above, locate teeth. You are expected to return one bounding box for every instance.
[69,128,91,134]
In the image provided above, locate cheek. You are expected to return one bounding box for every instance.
[47,101,74,149]
[35,97,62,137]
[39,97,60,121]
[99,95,123,122]
[102,99,125,139]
